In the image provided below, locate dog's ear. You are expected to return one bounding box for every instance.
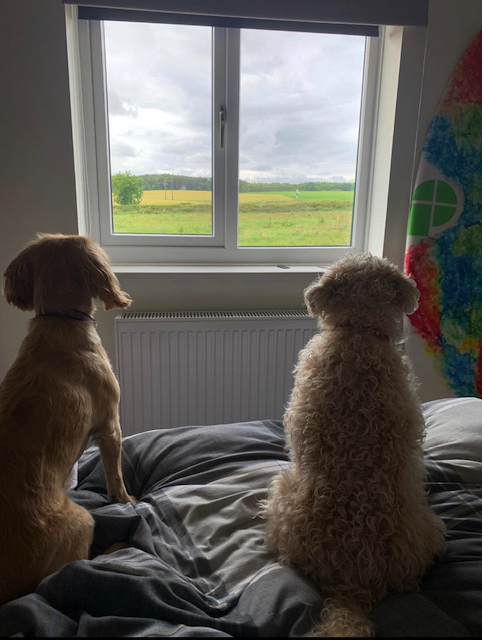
[80,238,131,310]
[304,277,331,317]
[393,272,420,315]
[79,238,131,310]
[2,246,35,311]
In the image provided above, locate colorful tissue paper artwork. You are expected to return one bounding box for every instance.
[405,31,482,398]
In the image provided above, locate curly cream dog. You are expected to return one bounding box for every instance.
[0,233,135,605]
[262,253,447,637]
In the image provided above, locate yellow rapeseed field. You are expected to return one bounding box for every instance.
[141,190,290,205]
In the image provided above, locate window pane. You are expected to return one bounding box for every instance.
[238,30,365,247]
[103,22,213,236]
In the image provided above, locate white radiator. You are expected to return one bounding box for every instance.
[115,310,318,436]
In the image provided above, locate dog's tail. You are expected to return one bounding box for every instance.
[311,596,374,637]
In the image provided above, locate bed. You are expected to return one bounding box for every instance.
[0,396,480,637]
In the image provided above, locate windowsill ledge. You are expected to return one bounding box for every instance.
[112,264,327,277]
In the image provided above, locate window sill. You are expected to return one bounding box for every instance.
[112,264,327,278]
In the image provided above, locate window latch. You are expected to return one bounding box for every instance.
[219,105,226,148]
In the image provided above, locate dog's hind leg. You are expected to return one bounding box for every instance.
[41,500,95,577]
[2,501,95,604]
[312,595,374,637]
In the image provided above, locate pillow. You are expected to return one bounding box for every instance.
[422,397,482,483]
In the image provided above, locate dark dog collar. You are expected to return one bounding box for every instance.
[36,310,96,323]
[335,323,390,342]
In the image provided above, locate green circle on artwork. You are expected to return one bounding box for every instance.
[407,179,458,236]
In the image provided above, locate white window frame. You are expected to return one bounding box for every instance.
[66,9,414,267]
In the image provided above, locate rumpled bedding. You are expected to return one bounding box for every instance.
[0,397,481,637]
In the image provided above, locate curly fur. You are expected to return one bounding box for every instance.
[261,253,447,637]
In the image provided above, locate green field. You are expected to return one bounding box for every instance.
[113,190,354,246]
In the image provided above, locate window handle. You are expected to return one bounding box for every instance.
[219,105,226,148]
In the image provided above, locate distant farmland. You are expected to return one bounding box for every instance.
[113,189,354,246]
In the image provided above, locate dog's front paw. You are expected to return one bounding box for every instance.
[109,492,137,506]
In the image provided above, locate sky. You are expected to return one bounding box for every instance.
[104,21,366,184]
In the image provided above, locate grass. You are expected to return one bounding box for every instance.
[113,190,354,246]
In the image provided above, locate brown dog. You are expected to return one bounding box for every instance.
[0,233,135,605]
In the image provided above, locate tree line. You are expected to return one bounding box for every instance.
[111,171,355,205]
[136,173,355,192]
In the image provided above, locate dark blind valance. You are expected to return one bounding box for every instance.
[63,1,428,36]
[78,7,379,36]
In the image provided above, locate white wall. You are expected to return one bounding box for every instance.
[0,0,481,401]
[0,0,79,378]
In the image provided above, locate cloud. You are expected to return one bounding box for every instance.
[107,90,138,117]
[110,140,138,158]
[104,21,365,182]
